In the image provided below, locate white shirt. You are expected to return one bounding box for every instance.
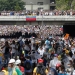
[38,48,45,56]
[11,44,16,53]
[49,57,61,69]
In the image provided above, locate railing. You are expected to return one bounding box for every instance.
[0,16,75,21]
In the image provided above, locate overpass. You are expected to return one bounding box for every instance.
[0,16,75,25]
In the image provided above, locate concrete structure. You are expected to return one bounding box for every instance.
[22,0,56,10]
[0,16,75,25]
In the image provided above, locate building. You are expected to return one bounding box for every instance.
[22,0,56,10]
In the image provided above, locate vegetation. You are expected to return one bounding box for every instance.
[56,0,75,10]
[0,0,25,11]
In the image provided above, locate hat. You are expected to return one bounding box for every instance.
[38,59,43,63]
[56,63,61,67]
[9,59,15,64]
[15,59,21,65]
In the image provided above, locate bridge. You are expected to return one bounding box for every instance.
[0,16,75,25]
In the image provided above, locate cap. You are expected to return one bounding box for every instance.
[56,63,61,67]
[15,59,21,65]
[38,59,43,63]
[9,59,15,64]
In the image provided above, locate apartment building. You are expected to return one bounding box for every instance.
[22,0,56,10]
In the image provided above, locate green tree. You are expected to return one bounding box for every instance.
[56,0,75,10]
[14,3,21,11]
[56,0,67,10]
[0,0,7,11]
[71,0,75,10]
[0,0,25,11]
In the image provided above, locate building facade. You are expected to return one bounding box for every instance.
[22,0,56,10]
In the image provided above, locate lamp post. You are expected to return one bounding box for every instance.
[30,2,33,12]
[41,9,44,25]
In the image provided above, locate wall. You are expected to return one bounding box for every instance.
[22,0,50,4]
[25,5,49,10]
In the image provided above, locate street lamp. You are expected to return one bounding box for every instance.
[30,2,33,11]
[41,9,44,25]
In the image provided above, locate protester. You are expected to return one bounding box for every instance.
[8,59,17,75]
[15,59,24,75]
[33,58,48,75]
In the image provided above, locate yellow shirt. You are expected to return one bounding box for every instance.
[2,70,8,75]
[2,69,17,75]
[12,70,17,75]
[33,67,48,75]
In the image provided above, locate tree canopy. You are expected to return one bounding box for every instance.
[0,0,25,11]
[56,0,75,10]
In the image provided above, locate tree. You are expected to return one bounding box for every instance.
[0,0,7,11]
[15,3,21,11]
[56,0,67,10]
[56,0,75,10]
[0,0,25,11]
[71,0,75,10]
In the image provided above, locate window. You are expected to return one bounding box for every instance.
[50,6,55,10]
[38,8,43,10]
[24,8,26,10]
[37,2,43,5]
[50,0,55,3]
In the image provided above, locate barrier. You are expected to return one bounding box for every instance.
[0,16,75,21]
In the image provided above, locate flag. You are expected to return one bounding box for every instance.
[26,16,36,21]
[64,33,69,40]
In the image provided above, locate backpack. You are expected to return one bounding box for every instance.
[36,65,46,75]
[25,60,32,70]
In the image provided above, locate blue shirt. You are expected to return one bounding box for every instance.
[58,73,68,75]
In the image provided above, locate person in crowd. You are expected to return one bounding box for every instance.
[49,54,61,69]
[10,40,16,58]
[0,70,8,75]
[45,38,50,52]
[33,58,48,75]
[8,59,17,75]
[18,36,24,55]
[24,55,32,75]
[1,41,11,66]
[38,46,45,57]
[58,65,68,75]
[15,59,24,75]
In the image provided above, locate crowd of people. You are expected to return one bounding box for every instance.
[0,25,63,39]
[0,9,75,16]
[0,31,75,75]
[0,25,75,75]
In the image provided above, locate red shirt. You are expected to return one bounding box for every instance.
[19,66,25,72]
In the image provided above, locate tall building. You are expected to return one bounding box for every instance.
[22,0,56,10]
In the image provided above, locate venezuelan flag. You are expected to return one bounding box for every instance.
[26,16,36,21]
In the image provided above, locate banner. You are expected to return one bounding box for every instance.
[26,16,36,21]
